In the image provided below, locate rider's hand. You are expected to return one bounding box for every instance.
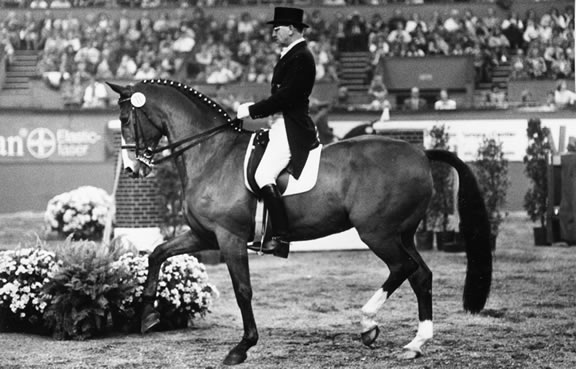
[236,102,254,119]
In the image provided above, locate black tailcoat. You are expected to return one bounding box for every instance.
[249,41,319,179]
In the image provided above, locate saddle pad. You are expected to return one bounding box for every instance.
[243,132,322,197]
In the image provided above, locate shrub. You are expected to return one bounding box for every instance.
[523,118,552,228]
[44,186,114,241]
[475,138,510,237]
[428,125,455,232]
[0,246,59,333]
[42,239,137,340]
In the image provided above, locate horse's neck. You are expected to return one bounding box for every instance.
[175,125,248,186]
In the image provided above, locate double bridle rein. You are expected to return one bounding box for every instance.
[119,95,244,169]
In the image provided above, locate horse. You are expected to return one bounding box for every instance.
[107,79,492,366]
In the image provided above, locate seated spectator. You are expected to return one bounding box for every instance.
[525,46,547,79]
[487,27,510,63]
[485,84,509,109]
[522,19,540,45]
[82,76,108,109]
[367,74,388,111]
[550,49,573,79]
[0,29,15,66]
[134,61,157,80]
[403,86,427,111]
[510,49,527,79]
[205,57,242,84]
[30,0,49,8]
[434,89,457,110]
[50,0,71,8]
[115,54,138,79]
[172,26,196,54]
[554,80,576,109]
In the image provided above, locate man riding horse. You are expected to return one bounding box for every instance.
[236,7,319,257]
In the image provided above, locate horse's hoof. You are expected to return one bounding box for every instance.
[222,349,247,366]
[397,349,422,360]
[140,311,160,334]
[361,325,380,347]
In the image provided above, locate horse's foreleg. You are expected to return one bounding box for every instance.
[140,230,209,333]
[217,230,258,366]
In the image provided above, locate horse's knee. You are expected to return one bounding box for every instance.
[236,283,253,301]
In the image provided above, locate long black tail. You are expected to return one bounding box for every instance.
[426,149,492,313]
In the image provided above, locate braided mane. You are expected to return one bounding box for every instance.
[140,79,234,123]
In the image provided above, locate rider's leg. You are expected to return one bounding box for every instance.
[254,120,291,256]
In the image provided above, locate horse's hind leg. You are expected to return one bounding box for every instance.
[358,230,419,347]
[399,229,433,359]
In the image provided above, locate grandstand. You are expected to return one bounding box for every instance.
[0,1,573,110]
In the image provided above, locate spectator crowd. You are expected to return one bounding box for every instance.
[0,3,574,109]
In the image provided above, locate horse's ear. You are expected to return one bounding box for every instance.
[106,82,129,96]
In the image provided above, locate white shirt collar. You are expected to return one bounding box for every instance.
[280,38,305,58]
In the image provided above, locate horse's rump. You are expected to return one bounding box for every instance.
[285,135,433,241]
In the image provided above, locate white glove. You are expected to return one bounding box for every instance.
[236,102,254,119]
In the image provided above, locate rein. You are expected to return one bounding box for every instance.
[119,96,244,167]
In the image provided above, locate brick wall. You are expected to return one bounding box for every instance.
[112,131,164,228]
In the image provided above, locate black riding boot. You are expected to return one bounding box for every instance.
[255,184,290,258]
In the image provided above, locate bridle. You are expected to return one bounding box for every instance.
[118,95,244,169]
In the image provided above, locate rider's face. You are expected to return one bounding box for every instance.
[272,25,292,46]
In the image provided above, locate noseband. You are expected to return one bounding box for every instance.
[118,95,244,169]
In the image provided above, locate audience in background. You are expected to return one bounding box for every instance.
[0,4,573,110]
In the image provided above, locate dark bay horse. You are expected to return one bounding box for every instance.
[108,80,492,366]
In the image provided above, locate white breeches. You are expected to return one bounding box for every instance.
[254,119,292,189]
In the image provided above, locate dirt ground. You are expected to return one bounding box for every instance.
[1,212,575,369]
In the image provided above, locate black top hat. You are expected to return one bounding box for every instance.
[267,7,309,28]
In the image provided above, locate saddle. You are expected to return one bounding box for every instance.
[243,129,322,251]
[243,129,322,196]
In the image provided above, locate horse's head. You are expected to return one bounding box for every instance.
[108,81,165,178]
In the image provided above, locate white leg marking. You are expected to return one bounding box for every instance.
[361,288,387,332]
[404,320,433,353]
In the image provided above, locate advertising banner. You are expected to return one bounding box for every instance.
[330,118,576,162]
[0,116,106,163]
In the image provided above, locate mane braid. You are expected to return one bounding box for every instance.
[141,79,234,123]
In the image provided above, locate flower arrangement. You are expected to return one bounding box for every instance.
[0,238,218,338]
[0,247,60,332]
[44,186,114,241]
[112,253,218,331]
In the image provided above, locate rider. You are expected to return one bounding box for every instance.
[236,7,319,256]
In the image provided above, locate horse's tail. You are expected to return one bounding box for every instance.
[425,149,492,314]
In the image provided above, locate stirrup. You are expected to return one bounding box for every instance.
[246,236,290,258]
